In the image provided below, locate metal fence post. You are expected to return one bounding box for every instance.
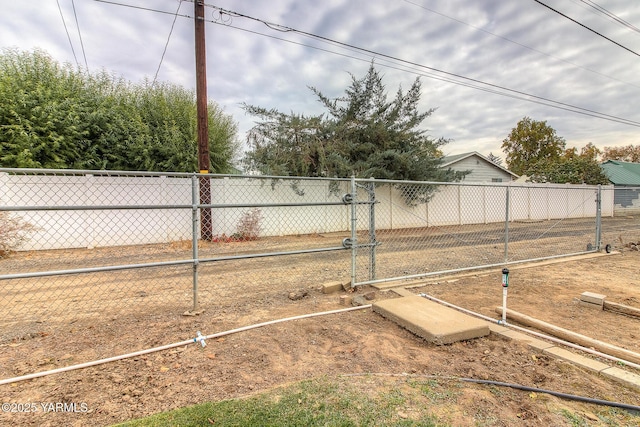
[191,174,200,310]
[595,185,602,251]
[350,176,357,288]
[368,181,377,281]
[504,185,510,263]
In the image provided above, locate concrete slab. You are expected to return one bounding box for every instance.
[543,347,610,373]
[488,324,509,334]
[372,296,490,345]
[498,330,556,351]
[600,367,640,391]
[389,287,414,297]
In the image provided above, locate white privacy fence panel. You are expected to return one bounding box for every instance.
[0,170,614,251]
[373,182,613,231]
[1,169,631,335]
[209,177,349,237]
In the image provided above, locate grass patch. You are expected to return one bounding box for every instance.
[113,376,445,427]
[557,409,590,427]
[112,375,640,427]
[407,379,460,404]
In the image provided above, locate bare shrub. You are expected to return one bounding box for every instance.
[233,208,263,241]
[0,212,37,257]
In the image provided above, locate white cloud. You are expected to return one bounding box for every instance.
[2,0,640,160]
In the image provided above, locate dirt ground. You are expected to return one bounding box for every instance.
[1,245,640,426]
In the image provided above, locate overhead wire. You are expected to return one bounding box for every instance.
[56,0,80,68]
[153,0,184,85]
[71,0,89,70]
[205,18,640,127]
[202,4,640,128]
[403,0,640,90]
[90,0,191,19]
[577,0,640,34]
[88,0,640,128]
[532,0,640,58]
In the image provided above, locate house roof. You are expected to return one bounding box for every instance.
[440,151,519,178]
[601,160,640,186]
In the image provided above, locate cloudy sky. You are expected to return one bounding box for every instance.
[2,0,640,160]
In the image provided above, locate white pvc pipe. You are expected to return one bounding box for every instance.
[501,288,507,324]
[0,305,371,386]
[419,293,640,371]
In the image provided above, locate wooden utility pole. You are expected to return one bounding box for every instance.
[194,0,212,240]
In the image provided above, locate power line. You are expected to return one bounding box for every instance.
[153,0,184,85]
[532,0,640,58]
[203,4,640,128]
[90,0,191,19]
[71,0,89,70]
[403,0,640,90]
[577,0,640,34]
[56,0,80,68]
[206,17,640,128]
[88,0,640,128]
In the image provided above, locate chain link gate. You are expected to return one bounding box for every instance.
[343,177,379,287]
[599,185,640,252]
[350,179,607,287]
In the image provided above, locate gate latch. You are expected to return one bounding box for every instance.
[342,238,355,248]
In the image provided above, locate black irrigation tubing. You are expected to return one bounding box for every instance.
[344,373,640,412]
[460,378,640,412]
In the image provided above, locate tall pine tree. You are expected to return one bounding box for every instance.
[243,64,465,201]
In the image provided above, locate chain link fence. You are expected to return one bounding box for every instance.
[1,169,632,338]
[600,185,640,252]
[351,179,615,285]
[0,170,354,339]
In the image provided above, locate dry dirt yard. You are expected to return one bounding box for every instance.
[1,246,639,426]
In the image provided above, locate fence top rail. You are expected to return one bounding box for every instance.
[0,168,195,178]
[0,168,615,190]
[0,168,352,182]
[353,176,611,190]
[603,185,640,190]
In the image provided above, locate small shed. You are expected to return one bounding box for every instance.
[600,160,640,213]
[440,151,518,183]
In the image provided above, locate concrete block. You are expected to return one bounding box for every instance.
[322,281,344,294]
[580,291,606,308]
[339,295,353,306]
[497,330,555,351]
[521,337,556,352]
[373,296,489,345]
[579,301,603,310]
[390,287,414,298]
[600,367,640,391]
[488,323,510,334]
[543,346,610,373]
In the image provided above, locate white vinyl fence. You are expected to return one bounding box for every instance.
[0,171,614,251]
[374,182,614,230]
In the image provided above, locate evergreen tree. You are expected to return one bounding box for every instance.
[243,64,464,202]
